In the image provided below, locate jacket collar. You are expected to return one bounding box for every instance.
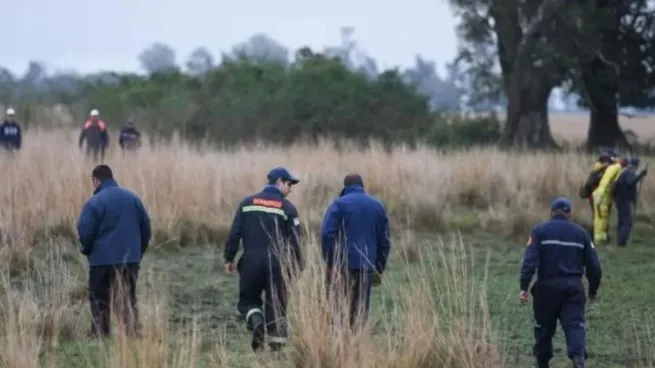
[550,213,570,221]
[94,179,118,195]
[262,184,284,197]
[340,185,364,196]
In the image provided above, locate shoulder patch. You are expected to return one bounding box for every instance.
[253,198,283,208]
[526,236,532,247]
[293,217,300,226]
[590,241,595,249]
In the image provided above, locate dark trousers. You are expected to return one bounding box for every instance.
[237,258,288,344]
[531,279,587,363]
[327,269,373,331]
[89,263,140,337]
[616,199,635,246]
[86,146,106,162]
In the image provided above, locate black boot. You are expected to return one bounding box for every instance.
[247,312,266,352]
[536,361,549,368]
[572,355,585,368]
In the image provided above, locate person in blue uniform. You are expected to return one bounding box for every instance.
[519,197,603,368]
[223,167,303,352]
[320,173,391,331]
[0,108,22,151]
[613,157,648,247]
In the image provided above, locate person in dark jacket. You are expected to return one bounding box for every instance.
[0,108,22,151]
[224,167,303,352]
[320,174,391,331]
[519,197,603,368]
[77,165,152,337]
[79,109,109,162]
[613,157,648,247]
[119,119,141,153]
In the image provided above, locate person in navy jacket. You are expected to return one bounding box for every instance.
[77,164,151,337]
[519,197,602,368]
[320,173,391,331]
[0,108,22,151]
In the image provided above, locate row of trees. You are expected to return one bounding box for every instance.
[1,9,655,150]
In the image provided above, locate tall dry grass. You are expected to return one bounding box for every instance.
[0,129,653,367]
[2,129,653,249]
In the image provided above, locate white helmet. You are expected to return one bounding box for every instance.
[90,109,99,116]
[6,108,15,116]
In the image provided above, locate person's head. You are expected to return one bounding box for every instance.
[598,154,612,165]
[629,157,640,168]
[604,148,619,162]
[266,167,299,197]
[550,196,572,218]
[343,173,364,188]
[89,109,100,121]
[126,118,135,128]
[5,108,15,122]
[91,165,113,189]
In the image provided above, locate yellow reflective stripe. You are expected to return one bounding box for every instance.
[243,205,288,220]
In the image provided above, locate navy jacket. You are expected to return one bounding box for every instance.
[613,167,646,203]
[520,214,602,297]
[0,121,21,150]
[224,185,303,269]
[119,126,141,150]
[320,185,391,273]
[77,179,152,267]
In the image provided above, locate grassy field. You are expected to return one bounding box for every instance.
[1,128,654,367]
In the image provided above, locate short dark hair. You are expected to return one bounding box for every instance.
[343,173,364,187]
[92,165,113,181]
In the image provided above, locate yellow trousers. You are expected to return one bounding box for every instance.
[593,201,612,244]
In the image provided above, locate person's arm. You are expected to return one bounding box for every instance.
[375,205,391,274]
[224,201,245,263]
[119,130,125,149]
[285,203,303,271]
[77,201,99,256]
[519,227,540,292]
[320,201,342,270]
[583,233,603,299]
[137,199,152,254]
[78,126,86,148]
[15,124,21,150]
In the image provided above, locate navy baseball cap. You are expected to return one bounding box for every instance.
[630,157,640,167]
[550,196,572,213]
[267,167,299,184]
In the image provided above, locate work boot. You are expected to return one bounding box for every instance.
[248,312,266,352]
[571,355,585,368]
[536,361,549,368]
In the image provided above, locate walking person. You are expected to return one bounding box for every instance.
[223,167,303,352]
[320,174,391,332]
[76,165,152,337]
[613,157,648,247]
[519,197,603,368]
[79,109,109,162]
[0,108,22,152]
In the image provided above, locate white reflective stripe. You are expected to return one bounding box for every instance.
[246,308,263,321]
[268,336,287,343]
[542,240,584,249]
[242,205,288,220]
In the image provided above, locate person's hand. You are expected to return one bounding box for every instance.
[225,262,236,276]
[372,272,382,287]
[519,290,529,305]
[641,169,648,177]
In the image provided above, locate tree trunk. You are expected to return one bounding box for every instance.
[499,72,557,150]
[586,106,628,150]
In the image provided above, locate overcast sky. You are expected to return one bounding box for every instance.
[2,0,458,76]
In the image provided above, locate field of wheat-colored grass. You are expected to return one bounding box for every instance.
[0,128,654,368]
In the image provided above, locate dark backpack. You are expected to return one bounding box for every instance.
[579,165,608,199]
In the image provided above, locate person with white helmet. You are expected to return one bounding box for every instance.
[79,109,109,162]
[0,107,22,151]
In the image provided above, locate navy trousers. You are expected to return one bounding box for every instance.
[327,269,373,330]
[616,199,635,247]
[236,256,288,343]
[531,278,587,363]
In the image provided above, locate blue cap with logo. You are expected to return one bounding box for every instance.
[550,196,572,213]
[267,167,300,184]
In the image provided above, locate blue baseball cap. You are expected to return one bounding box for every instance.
[267,167,299,184]
[550,196,572,213]
[630,157,640,167]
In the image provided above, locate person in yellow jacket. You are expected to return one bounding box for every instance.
[591,150,626,244]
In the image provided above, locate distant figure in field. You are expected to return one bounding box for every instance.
[79,109,109,162]
[119,119,141,153]
[0,108,22,151]
[76,165,151,337]
[612,157,648,247]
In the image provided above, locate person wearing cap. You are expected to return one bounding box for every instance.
[320,174,391,331]
[0,108,22,151]
[118,119,142,153]
[79,109,109,162]
[579,151,613,230]
[519,197,603,368]
[223,167,303,352]
[591,149,625,244]
[612,157,648,247]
